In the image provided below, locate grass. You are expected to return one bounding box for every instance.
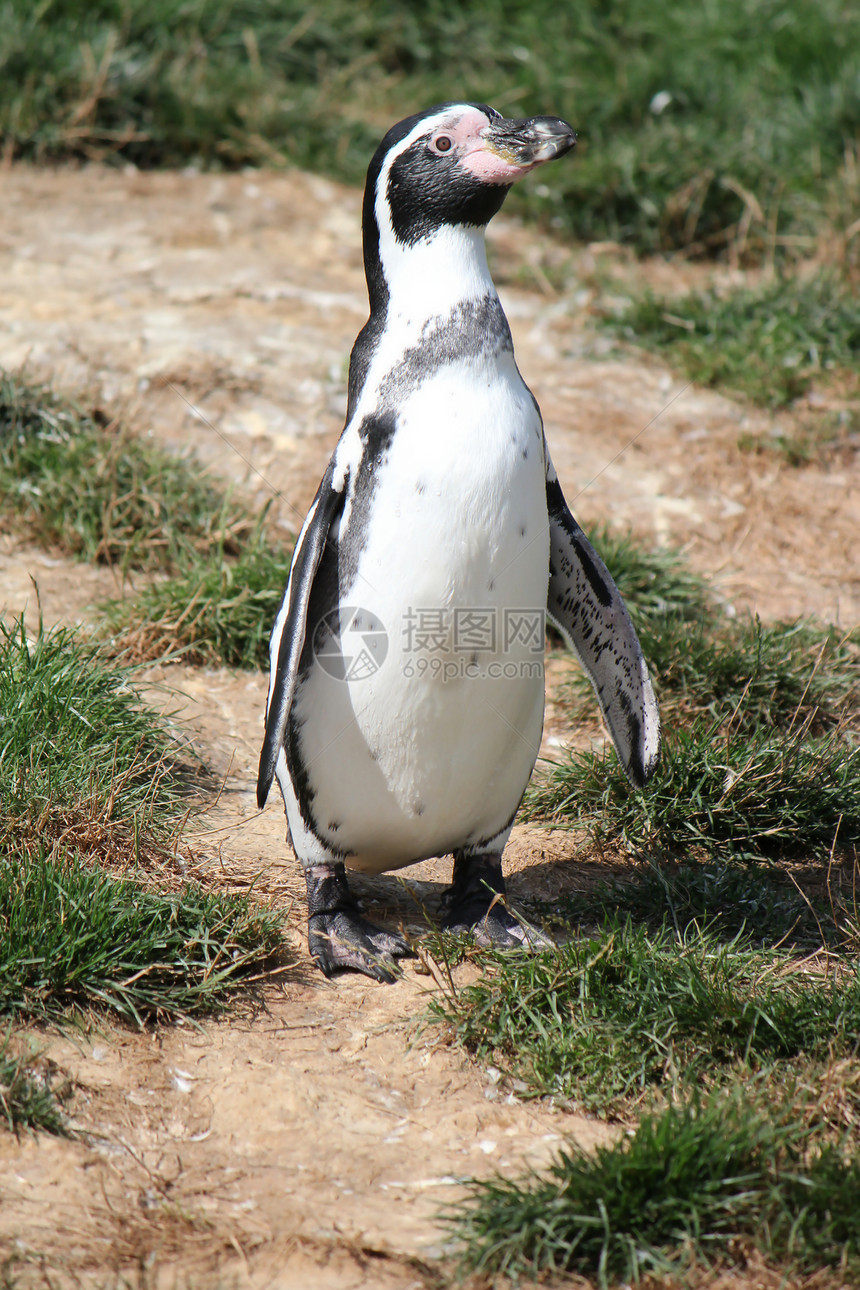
[0,384,294,1119]
[633,614,859,733]
[525,718,860,865]
[0,613,201,860]
[2,0,859,260]
[608,275,860,406]
[449,1084,860,1283]
[0,843,284,1026]
[567,526,860,734]
[0,371,296,670]
[0,614,284,1028]
[562,858,850,950]
[0,1030,69,1135]
[0,617,286,1029]
[0,372,250,573]
[0,497,289,1048]
[551,525,860,871]
[429,921,860,1112]
[103,527,293,670]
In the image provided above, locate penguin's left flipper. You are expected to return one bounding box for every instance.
[545,452,661,787]
[307,862,413,984]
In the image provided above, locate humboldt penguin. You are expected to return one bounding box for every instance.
[257,102,660,981]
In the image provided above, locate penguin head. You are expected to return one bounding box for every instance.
[366,102,576,250]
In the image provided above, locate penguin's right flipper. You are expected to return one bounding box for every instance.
[544,453,661,788]
[256,461,345,809]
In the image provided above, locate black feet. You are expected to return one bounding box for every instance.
[306,862,412,984]
[440,852,553,950]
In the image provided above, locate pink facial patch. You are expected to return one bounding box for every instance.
[444,108,494,146]
[461,149,529,185]
[434,108,530,185]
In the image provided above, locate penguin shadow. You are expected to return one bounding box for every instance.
[349,852,843,955]
[347,860,455,942]
[508,852,847,953]
[344,853,626,949]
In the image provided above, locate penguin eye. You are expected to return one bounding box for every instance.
[432,134,453,154]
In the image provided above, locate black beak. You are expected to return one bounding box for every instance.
[484,115,576,167]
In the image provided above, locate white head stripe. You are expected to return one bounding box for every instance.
[373,106,489,247]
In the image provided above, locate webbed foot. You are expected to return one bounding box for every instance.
[306,862,412,983]
[440,852,554,951]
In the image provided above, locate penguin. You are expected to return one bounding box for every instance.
[257,102,660,982]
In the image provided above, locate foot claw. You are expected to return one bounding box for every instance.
[305,863,412,983]
[444,904,554,951]
[440,852,553,953]
[309,912,411,983]
[472,907,555,951]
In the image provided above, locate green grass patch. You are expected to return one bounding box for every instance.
[525,719,859,865]
[0,372,249,572]
[449,1085,860,1283]
[2,0,859,259]
[0,391,289,1039]
[0,844,284,1026]
[577,528,859,733]
[0,614,201,859]
[0,371,293,671]
[563,859,844,951]
[608,276,860,406]
[103,528,292,670]
[634,614,858,734]
[0,1030,69,1135]
[429,922,860,1112]
[552,530,860,868]
[0,561,287,1033]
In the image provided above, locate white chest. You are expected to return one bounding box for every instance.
[346,352,547,614]
[283,351,549,872]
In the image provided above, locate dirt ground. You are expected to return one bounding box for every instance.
[0,164,858,1289]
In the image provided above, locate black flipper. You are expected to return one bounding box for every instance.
[545,452,661,787]
[257,462,346,808]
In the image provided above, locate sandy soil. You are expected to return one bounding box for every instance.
[0,163,857,1288]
